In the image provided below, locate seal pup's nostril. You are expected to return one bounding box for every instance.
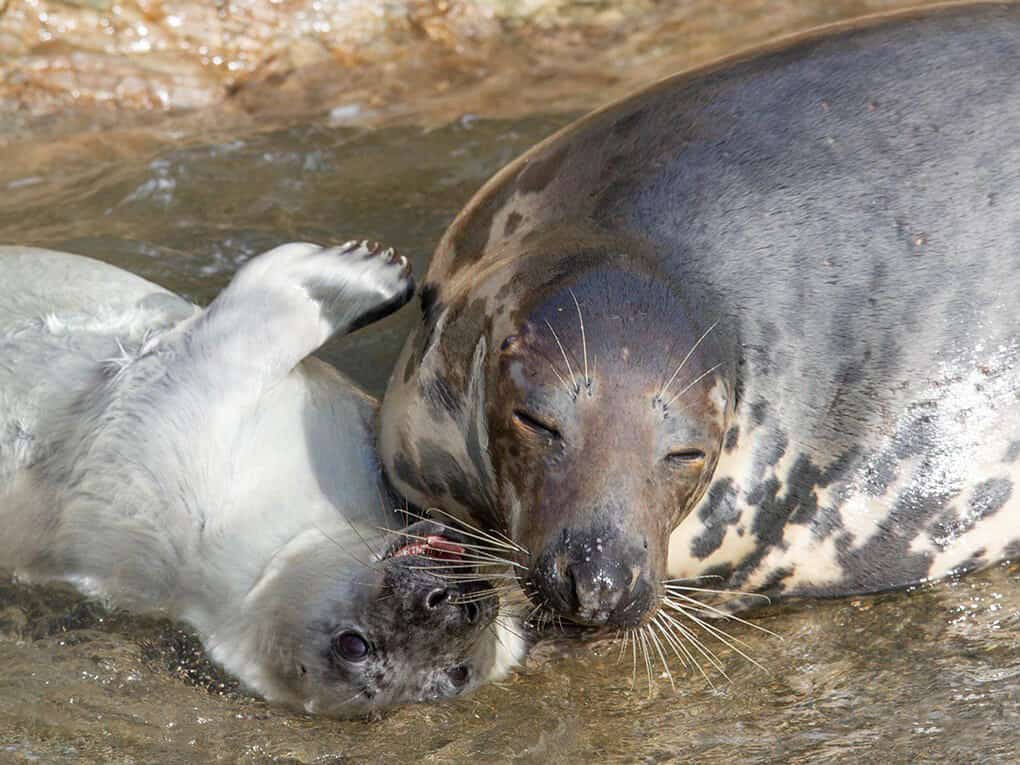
[425,588,449,610]
[463,600,480,624]
[447,665,470,688]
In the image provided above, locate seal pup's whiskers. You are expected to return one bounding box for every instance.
[313,523,375,570]
[656,319,719,402]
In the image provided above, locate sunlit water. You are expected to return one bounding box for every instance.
[2,11,1020,763]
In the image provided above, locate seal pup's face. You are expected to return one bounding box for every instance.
[235,522,501,717]
[380,259,731,628]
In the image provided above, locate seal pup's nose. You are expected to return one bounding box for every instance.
[420,584,482,624]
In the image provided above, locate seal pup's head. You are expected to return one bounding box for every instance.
[381,241,734,628]
[212,520,517,717]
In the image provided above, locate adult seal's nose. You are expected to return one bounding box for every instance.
[534,530,654,626]
[568,558,629,625]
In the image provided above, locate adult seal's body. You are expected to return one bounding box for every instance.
[0,244,524,716]
[379,3,1020,628]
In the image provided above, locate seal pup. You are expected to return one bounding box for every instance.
[379,3,1020,636]
[0,244,525,716]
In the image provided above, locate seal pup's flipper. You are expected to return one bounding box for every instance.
[181,240,414,383]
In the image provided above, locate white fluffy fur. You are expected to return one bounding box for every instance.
[0,245,525,715]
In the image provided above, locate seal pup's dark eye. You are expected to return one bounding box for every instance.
[332,631,371,662]
[512,409,562,440]
[665,449,706,465]
[446,665,470,688]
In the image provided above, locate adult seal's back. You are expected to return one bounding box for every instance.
[379,3,1020,628]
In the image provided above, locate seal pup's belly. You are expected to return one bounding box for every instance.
[0,247,196,485]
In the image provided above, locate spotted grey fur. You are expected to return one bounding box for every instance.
[380,3,1020,625]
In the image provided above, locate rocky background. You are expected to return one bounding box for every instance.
[1,0,928,137]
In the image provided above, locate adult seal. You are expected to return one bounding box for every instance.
[379,3,1020,629]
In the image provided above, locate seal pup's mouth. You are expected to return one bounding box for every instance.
[383,534,466,563]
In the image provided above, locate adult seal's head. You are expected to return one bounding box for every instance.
[380,223,736,626]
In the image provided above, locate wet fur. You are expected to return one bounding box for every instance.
[381,3,1020,620]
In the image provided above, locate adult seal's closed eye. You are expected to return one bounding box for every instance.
[379,2,1020,629]
[0,243,525,716]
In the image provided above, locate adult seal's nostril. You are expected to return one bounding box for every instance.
[568,560,628,625]
[462,601,480,625]
[530,530,653,626]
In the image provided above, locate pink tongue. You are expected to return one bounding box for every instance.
[392,535,465,561]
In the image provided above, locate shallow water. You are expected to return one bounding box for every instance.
[2,6,1020,762]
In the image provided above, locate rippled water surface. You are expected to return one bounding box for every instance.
[2,6,1020,762]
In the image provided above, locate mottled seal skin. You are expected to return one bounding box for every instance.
[0,245,525,716]
[380,3,1020,626]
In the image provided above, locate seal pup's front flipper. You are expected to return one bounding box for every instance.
[180,240,414,384]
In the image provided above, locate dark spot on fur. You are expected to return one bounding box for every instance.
[420,284,439,326]
[746,477,779,509]
[750,400,768,428]
[504,211,523,237]
[860,451,899,497]
[402,327,420,384]
[892,401,939,459]
[690,479,739,560]
[442,299,491,367]
[423,375,463,419]
[724,425,740,453]
[951,548,987,576]
[833,486,949,595]
[753,429,788,480]
[611,107,647,137]
[417,440,497,527]
[449,182,517,273]
[758,567,793,595]
[518,147,568,194]
[931,478,1015,550]
[1004,440,1020,463]
[970,478,1012,520]
[1003,539,1020,561]
[393,450,420,494]
[416,284,447,362]
[702,563,734,584]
